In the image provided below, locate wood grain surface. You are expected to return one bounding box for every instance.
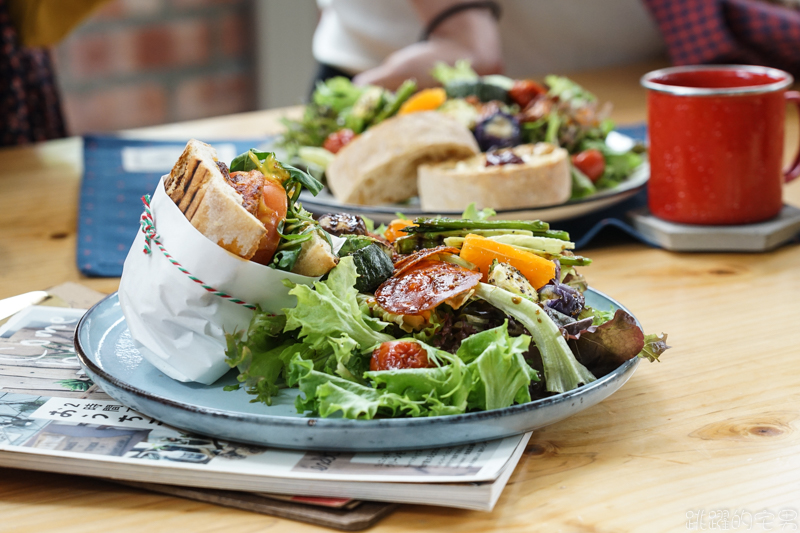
[1,60,800,532]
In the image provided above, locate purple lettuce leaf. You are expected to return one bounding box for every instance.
[567,309,645,377]
[639,333,670,362]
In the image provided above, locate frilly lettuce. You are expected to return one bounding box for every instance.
[288,324,539,419]
[224,313,310,405]
[431,59,479,85]
[226,257,392,405]
[288,356,425,419]
[458,321,539,410]
[283,256,394,351]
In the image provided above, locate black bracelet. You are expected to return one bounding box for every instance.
[419,1,502,41]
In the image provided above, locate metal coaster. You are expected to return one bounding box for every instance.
[628,205,800,252]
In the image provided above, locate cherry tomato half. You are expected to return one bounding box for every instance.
[323,129,356,154]
[370,341,432,371]
[571,149,606,183]
[508,80,547,108]
[251,178,288,265]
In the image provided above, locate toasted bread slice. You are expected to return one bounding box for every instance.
[164,139,266,260]
[325,112,479,205]
[417,143,571,211]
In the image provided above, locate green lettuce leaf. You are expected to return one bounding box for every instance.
[570,165,597,200]
[458,322,539,411]
[475,283,596,394]
[313,77,363,113]
[639,333,670,362]
[365,341,472,416]
[283,256,393,351]
[578,139,644,190]
[289,356,423,419]
[225,309,308,405]
[431,59,478,85]
[461,203,497,221]
[325,333,370,384]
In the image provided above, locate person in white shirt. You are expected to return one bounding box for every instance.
[312,0,666,89]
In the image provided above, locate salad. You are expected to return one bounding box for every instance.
[279,77,417,162]
[430,61,646,199]
[224,205,668,420]
[280,61,646,202]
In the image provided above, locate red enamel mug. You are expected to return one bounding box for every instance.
[641,65,800,225]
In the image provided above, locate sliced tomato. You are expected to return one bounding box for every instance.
[392,245,461,277]
[251,178,288,265]
[322,129,356,154]
[571,149,606,183]
[375,260,482,316]
[370,341,432,371]
[509,80,547,108]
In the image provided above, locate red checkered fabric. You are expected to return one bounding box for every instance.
[643,0,800,76]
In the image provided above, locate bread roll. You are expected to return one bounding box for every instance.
[417,143,571,212]
[326,112,479,205]
[164,139,266,260]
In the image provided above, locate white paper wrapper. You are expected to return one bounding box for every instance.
[119,178,326,385]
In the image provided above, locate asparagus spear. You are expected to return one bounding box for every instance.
[407,217,552,233]
[403,218,571,242]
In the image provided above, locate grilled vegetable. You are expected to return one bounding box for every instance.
[474,111,521,151]
[370,340,433,371]
[487,260,538,302]
[322,129,357,154]
[571,149,605,182]
[437,98,480,129]
[292,230,339,277]
[508,79,548,108]
[459,234,556,289]
[447,80,510,104]
[372,79,417,124]
[317,212,368,237]
[398,88,447,114]
[384,219,416,243]
[343,86,386,133]
[405,217,562,238]
[348,243,394,293]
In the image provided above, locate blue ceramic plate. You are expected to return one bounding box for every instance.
[75,290,639,452]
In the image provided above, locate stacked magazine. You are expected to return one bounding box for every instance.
[0,291,531,527]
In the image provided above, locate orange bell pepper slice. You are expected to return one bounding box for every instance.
[459,234,556,289]
[398,88,447,115]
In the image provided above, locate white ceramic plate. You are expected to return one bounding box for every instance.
[298,132,648,225]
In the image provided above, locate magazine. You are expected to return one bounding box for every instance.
[0,304,531,511]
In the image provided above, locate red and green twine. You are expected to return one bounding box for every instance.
[139,195,256,310]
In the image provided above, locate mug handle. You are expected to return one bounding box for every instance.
[785,91,800,183]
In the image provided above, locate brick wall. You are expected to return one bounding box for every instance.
[53,0,256,135]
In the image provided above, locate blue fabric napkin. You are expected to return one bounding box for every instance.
[76,125,651,277]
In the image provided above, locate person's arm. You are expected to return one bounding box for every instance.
[352,0,503,90]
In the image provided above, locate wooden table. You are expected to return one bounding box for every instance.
[2,61,800,532]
